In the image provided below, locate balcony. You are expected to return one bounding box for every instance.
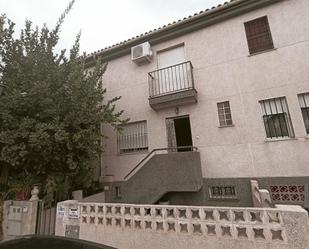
[148,61,197,110]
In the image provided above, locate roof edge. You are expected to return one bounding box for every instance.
[85,0,284,66]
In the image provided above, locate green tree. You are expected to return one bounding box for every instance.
[0,1,126,205]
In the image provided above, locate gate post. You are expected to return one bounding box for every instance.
[2,200,38,240]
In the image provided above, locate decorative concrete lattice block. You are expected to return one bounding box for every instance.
[82,205,88,214]
[179,222,189,233]
[144,220,153,230]
[124,206,132,216]
[204,209,215,221]
[144,207,152,217]
[253,227,266,240]
[177,208,187,219]
[236,226,248,239]
[105,206,112,215]
[134,207,141,216]
[90,205,96,213]
[134,219,142,230]
[234,211,245,222]
[218,210,230,222]
[270,185,305,202]
[190,208,201,219]
[220,225,233,238]
[115,218,122,228]
[249,211,263,223]
[89,216,95,224]
[270,228,285,242]
[267,211,282,224]
[98,217,104,225]
[206,224,217,236]
[106,217,112,226]
[155,208,163,218]
[97,205,104,214]
[124,218,132,228]
[167,221,176,232]
[155,221,164,232]
[192,223,203,235]
[166,208,175,218]
[114,206,122,215]
[73,204,289,243]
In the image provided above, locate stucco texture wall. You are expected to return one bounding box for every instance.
[56,202,309,249]
[100,0,309,181]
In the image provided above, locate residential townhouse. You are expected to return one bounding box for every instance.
[85,0,309,209]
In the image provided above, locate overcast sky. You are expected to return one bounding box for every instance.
[0,0,224,54]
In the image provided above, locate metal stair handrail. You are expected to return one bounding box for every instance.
[124,146,198,180]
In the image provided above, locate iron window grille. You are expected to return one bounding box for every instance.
[244,16,274,54]
[209,185,237,199]
[259,97,294,139]
[117,121,148,154]
[298,93,309,134]
[217,101,233,127]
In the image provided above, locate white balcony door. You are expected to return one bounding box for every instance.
[157,45,186,95]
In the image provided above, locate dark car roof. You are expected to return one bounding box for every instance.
[0,235,117,249]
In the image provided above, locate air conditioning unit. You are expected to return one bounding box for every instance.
[131,42,152,65]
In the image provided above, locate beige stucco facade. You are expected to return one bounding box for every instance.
[100,0,309,184]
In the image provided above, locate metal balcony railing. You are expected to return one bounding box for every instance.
[148,61,194,98]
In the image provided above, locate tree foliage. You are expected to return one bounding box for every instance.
[0,1,126,205]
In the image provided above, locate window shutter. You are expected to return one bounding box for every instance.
[245,16,274,54]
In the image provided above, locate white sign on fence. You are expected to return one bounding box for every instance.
[57,205,65,217]
[68,206,80,219]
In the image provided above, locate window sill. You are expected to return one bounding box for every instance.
[248,48,277,57]
[264,137,296,143]
[118,150,149,156]
[218,124,235,128]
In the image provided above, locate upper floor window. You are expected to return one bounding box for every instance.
[117,121,148,154]
[298,93,309,134]
[157,45,185,69]
[259,97,294,139]
[244,16,274,55]
[217,101,233,127]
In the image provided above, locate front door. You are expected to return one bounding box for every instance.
[166,116,193,152]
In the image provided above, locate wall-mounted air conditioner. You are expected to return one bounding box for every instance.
[131,42,152,65]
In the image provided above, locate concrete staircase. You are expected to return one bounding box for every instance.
[104,149,203,204]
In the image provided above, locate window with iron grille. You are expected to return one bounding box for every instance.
[298,93,309,134]
[259,97,294,139]
[217,101,233,127]
[117,121,148,154]
[209,185,237,199]
[244,16,274,54]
